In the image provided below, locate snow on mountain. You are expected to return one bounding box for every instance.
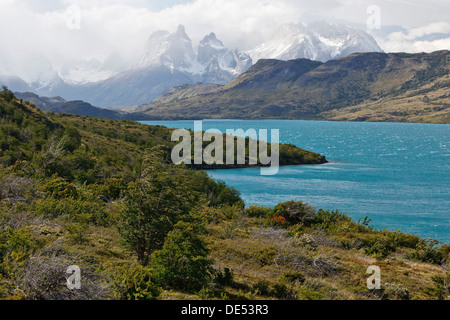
[139,25,198,71]
[248,21,383,63]
[138,26,252,84]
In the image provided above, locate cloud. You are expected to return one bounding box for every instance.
[377,22,450,53]
[0,0,449,82]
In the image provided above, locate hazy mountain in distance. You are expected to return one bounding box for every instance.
[0,75,33,93]
[37,25,252,108]
[248,21,383,63]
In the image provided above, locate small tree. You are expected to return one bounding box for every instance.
[118,146,201,266]
[151,221,213,293]
[0,86,15,103]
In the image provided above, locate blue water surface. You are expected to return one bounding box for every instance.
[141,120,450,243]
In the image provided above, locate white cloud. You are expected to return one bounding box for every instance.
[377,21,450,53]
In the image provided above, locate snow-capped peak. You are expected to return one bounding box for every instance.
[137,26,252,84]
[248,21,384,63]
[138,24,197,70]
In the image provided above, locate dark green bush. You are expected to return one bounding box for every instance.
[251,281,270,296]
[213,267,234,288]
[271,201,316,226]
[151,222,213,293]
[87,178,128,200]
[280,271,306,285]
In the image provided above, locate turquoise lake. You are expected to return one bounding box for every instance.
[140,120,450,244]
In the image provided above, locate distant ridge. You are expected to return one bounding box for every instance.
[13,92,133,120]
[136,50,450,124]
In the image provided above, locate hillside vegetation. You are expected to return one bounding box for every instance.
[138,51,450,123]
[0,88,449,300]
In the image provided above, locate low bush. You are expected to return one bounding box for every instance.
[244,205,273,218]
[364,241,395,259]
[280,271,306,285]
[151,222,213,293]
[42,176,78,200]
[213,267,234,288]
[408,239,445,264]
[424,274,450,300]
[383,282,410,300]
[251,281,270,296]
[87,178,128,201]
[31,198,109,226]
[271,201,316,226]
[109,263,161,300]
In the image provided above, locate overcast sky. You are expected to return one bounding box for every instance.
[1,0,449,82]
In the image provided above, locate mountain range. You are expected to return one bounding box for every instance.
[1,22,383,109]
[135,50,450,123]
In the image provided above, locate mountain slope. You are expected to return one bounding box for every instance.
[139,50,450,123]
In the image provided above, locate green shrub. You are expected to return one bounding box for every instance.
[109,263,161,300]
[151,222,213,293]
[271,201,316,226]
[314,209,351,228]
[42,176,78,199]
[280,271,306,285]
[244,205,273,218]
[31,198,109,226]
[408,239,444,264]
[190,207,226,225]
[213,267,234,288]
[251,281,270,296]
[438,244,450,262]
[272,283,294,299]
[254,247,278,266]
[64,223,89,244]
[219,203,244,220]
[424,274,450,300]
[0,228,35,280]
[87,178,128,201]
[386,230,421,249]
[364,241,395,259]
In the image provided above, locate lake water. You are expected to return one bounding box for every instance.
[140,120,450,244]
